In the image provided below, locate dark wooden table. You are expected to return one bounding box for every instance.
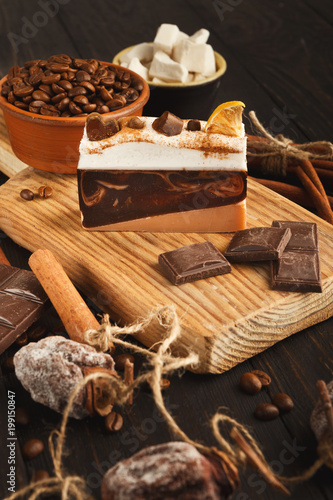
[0,1,332,499]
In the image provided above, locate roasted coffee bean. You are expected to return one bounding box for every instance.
[15,332,29,346]
[76,70,91,82]
[272,393,294,412]
[105,411,123,432]
[3,55,144,118]
[127,117,144,129]
[1,356,15,372]
[239,372,262,394]
[58,97,70,111]
[32,90,51,102]
[22,439,44,460]
[20,189,34,200]
[114,353,135,371]
[73,95,89,105]
[83,103,97,113]
[13,85,34,97]
[38,185,53,198]
[52,92,68,104]
[58,79,73,91]
[16,407,30,426]
[27,322,47,340]
[40,104,61,116]
[31,470,50,482]
[68,86,87,97]
[14,101,29,110]
[41,73,61,85]
[160,378,170,390]
[251,370,271,387]
[254,403,279,421]
[69,101,82,115]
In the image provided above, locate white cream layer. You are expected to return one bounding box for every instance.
[78,117,247,171]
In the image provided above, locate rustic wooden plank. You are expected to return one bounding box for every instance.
[0,167,332,374]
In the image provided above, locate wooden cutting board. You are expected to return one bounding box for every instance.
[0,114,332,373]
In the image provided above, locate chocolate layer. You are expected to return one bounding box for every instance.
[78,169,247,229]
[159,241,231,285]
[0,263,48,354]
[270,221,322,292]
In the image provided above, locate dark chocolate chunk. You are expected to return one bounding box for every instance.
[270,221,322,292]
[152,111,183,136]
[186,119,201,131]
[159,241,231,285]
[86,112,119,141]
[224,227,291,262]
[0,263,48,354]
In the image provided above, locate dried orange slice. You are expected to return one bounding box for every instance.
[205,101,245,136]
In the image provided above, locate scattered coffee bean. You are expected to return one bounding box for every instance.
[20,189,34,201]
[160,378,170,390]
[114,353,135,371]
[31,469,50,482]
[1,356,15,372]
[16,407,30,426]
[3,56,144,117]
[27,323,47,341]
[38,185,53,198]
[15,332,29,346]
[22,438,44,460]
[254,403,279,421]
[251,369,271,387]
[105,411,123,432]
[272,393,294,412]
[127,116,144,129]
[239,372,262,394]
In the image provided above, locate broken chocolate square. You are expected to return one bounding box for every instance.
[224,227,291,262]
[86,113,119,141]
[152,111,183,136]
[271,221,322,292]
[158,241,231,285]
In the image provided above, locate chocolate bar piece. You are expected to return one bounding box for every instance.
[271,221,322,292]
[224,227,291,262]
[158,241,231,285]
[0,263,48,354]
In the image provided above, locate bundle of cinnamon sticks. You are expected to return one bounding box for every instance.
[247,134,333,224]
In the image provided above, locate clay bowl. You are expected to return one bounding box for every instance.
[0,63,150,174]
[113,45,226,120]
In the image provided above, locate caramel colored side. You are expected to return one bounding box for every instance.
[82,200,246,232]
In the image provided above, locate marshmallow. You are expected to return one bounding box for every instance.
[127,57,149,80]
[173,39,216,76]
[153,23,180,55]
[189,28,210,44]
[149,50,188,83]
[120,42,153,64]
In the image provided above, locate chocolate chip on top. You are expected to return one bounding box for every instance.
[186,119,201,131]
[152,111,183,136]
[86,112,119,141]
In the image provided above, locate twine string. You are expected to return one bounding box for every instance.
[5,305,332,499]
[247,110,333,176]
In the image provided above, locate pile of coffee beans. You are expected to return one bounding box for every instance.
[239,369,294,421]
[1,54,144,117]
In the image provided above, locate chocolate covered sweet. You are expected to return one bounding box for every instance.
[14,336,115,419]
[101,441,235,500]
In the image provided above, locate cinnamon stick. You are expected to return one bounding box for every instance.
[230,427,290,495]
[29,249,114,350]
[295,166,333,224]
[0,247,10,265]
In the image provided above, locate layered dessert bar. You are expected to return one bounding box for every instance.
[77,107,247,232]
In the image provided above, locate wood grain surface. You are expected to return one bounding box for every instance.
[0,165,332,374]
